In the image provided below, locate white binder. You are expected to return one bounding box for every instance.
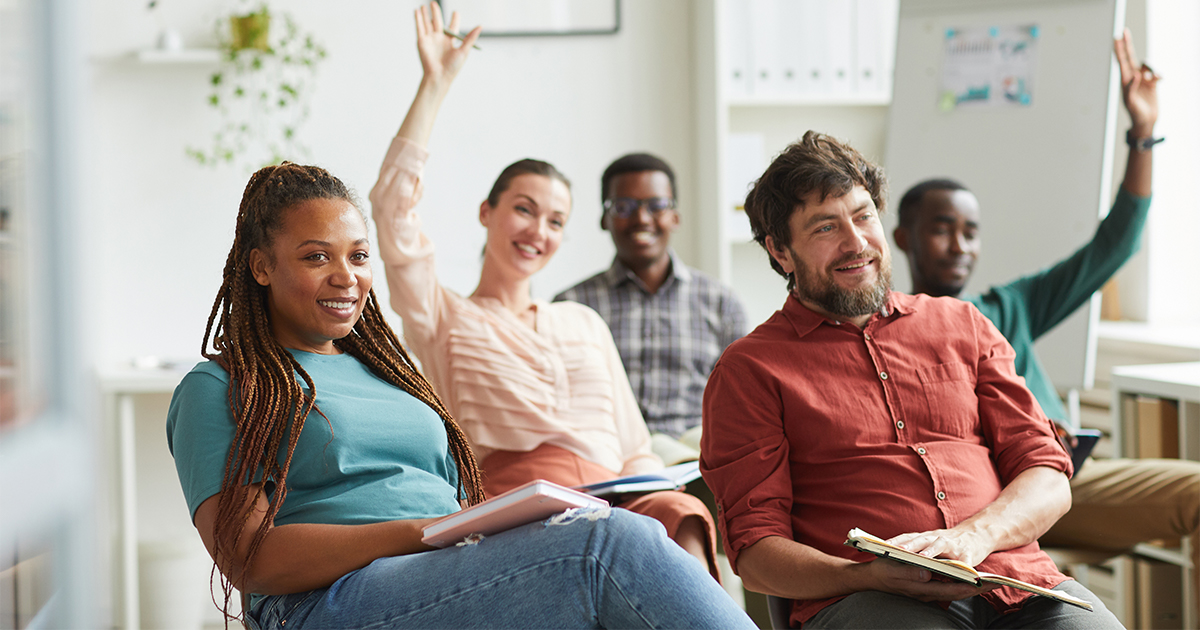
[826,0,855,95]
[749,0,783,95]
[725,0,754,97]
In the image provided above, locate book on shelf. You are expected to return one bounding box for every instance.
[844,528,1093,611]
[421,479,609,548]
[573,460,702,498]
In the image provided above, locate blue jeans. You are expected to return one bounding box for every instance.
[249,508,755,629]
[803,580,1124,629]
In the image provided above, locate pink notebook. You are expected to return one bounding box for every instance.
[421,479,610,548]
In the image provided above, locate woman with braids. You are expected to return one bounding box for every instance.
[165,85,754,630]
[372,3,721,579]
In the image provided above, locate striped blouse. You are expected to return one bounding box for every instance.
[368,135,661,476]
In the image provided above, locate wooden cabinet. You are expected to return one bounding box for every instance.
[1111,361,1200,629]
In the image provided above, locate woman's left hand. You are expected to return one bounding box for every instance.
[415,1,481,88]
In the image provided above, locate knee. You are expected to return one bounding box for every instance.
[603,507,669,541]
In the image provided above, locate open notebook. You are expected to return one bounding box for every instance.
[844,528,1092,611]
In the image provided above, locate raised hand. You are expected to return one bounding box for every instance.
[1114,28,1158,135]
[415,2,482,88]
[396,3,482,148]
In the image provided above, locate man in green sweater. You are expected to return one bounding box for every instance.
[894,30,1198,572]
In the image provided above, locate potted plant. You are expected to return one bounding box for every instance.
[187,3,327,170]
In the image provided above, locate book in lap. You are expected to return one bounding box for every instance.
[572,461,702,498]
[421,479,609,548]
[844,528,1093,611]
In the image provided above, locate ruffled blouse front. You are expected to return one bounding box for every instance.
[369,135,660,476]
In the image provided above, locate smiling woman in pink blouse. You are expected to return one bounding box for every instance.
[369,3,718,578]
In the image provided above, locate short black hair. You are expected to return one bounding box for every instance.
[897,178,969,228]
[601,153,677,204]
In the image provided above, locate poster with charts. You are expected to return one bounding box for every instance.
[939,24,1039,110]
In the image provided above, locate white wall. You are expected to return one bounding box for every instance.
[83,0,697,367]
[1144,0,1200,326]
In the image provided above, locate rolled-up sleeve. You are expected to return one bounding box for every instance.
[971,307,1073,484]
[700,352,795,572]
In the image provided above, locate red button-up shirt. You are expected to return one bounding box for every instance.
[701,292,1071,625]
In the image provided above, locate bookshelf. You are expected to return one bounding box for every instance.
[690,0,897,327]
[1111,361,1200,629]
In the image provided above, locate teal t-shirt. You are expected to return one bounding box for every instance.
[166,350,463,526]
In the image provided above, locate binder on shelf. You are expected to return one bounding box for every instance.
[749,0,783,96]
[726,132,764,241]
[797,0,831,94]
[725,0,754,97]
[854,0,899,98]
[825,0,855,95]
[774,0,804,95]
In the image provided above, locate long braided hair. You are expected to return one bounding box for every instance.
[202,162,485,625]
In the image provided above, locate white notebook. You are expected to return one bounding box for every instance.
[421,479,609,548]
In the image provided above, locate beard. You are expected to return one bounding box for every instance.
[792,249,893,318]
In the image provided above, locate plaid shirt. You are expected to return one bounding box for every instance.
[554,251,747,437]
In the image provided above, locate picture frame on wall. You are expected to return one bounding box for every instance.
[438,0,620,37]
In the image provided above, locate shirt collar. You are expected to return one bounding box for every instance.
[603,249,690,292]
[781,291,917,339]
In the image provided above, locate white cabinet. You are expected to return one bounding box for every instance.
[691,0,898,327]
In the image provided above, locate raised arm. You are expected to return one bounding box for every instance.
[398,2,481,148]
[193,488,437,595]
[1115,28,1158,197]
[992,31,1159,340]
[369,3,481,349]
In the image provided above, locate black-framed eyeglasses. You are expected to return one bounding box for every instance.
[603,197,677,219]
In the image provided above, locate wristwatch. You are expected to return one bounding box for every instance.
[1126,129,1165,152]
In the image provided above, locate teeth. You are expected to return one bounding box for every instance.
[631,231,656,244]
[516,244,539,255]
[838,261,869,271]
[319,300,354,309]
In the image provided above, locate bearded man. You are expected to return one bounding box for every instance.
[698,131,1122,629]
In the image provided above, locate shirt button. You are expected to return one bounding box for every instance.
[917,447,926,455]
[880,372,888,380]
[896,420,905,430]
[937,491,946,500]
[864,333,871,341]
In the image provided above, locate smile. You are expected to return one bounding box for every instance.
[836,260,872,271]
[630,230,657,245]
[318,300,356,310]
[515,243,541,256]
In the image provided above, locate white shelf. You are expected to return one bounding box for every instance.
[127,48,222,64]
[727,93,891,108]
[1132,542,1192,567]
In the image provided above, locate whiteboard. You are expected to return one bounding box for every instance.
[883,0,1124,392]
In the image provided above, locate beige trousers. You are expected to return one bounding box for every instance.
[1045,457,1199,549]
[1042,457,1200,613]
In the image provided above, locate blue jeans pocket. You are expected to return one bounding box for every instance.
[253,590,317,630]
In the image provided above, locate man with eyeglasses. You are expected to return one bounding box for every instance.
[555,153,747,439]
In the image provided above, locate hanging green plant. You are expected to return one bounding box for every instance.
[187,4,327,170]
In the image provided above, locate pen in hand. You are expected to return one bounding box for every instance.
[443,29,482,51]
